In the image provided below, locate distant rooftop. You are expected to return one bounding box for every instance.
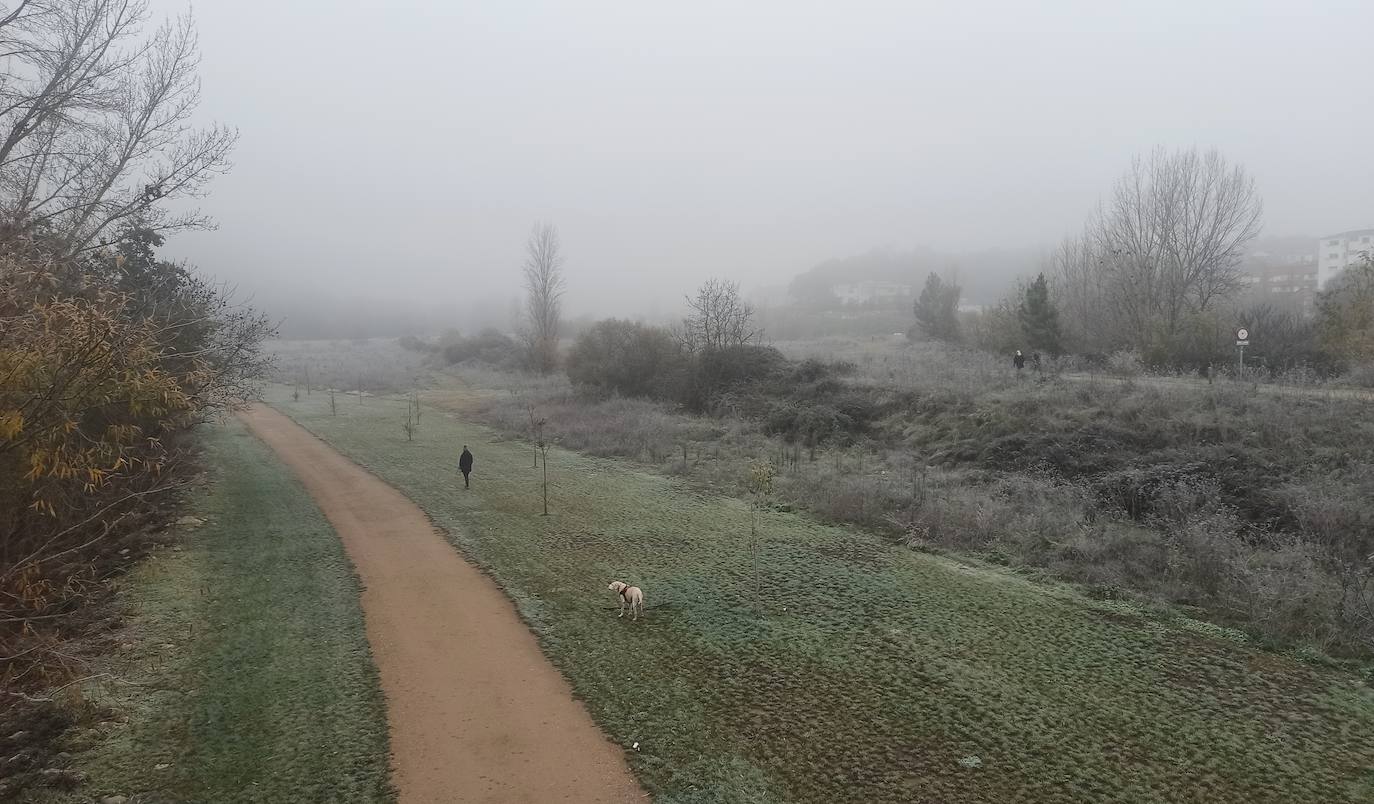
[1320,228,1374,240]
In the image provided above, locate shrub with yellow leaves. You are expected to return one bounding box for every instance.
[1,239,273,684]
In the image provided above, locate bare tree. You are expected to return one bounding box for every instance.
[0,1,237,253]
[520,222,565,373]
[676,278,761,353]
[1050,148,1261,359]
[1089,147,1261,351]
[1047,231,1116,352]
[745,459,775,613]
[538,437,551,517]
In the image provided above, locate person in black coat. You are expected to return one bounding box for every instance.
[1013,350,1026,371]
[459,446,474,489]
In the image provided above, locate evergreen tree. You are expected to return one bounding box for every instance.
[913,272,961,342]
[1018,273,1063,356]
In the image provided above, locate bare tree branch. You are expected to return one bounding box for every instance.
[0,1,235,252]
[675,278,760,353]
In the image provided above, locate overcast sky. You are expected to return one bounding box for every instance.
[156,0,1374,318]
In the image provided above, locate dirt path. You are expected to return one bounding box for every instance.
[238,405,645,804]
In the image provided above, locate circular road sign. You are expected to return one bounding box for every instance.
[1236,327,1249,341]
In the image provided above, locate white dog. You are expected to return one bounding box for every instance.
[607,581,644,620]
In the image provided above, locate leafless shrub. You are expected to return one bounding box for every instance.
[675,278,760,353]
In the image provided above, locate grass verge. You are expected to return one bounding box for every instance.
[28,417,392,804]
[268,383,1374,804]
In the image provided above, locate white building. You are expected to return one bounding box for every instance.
[1317,228,1374,288]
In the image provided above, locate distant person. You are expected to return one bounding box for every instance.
[1032,352,1043,374]
[459,445,474,489]
[1013,350,1026,372]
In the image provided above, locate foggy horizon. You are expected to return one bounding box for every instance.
[154,0,1374,324]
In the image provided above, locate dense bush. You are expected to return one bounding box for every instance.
[1136,311,1230,371]
[682,345,790,413]
[1236,305,1330,377]
[761,401,858,445]
[1318,253,1374,366]
[2,231,273,677]
[752,361,881,445]
[441,328,522,368]
[565,319,877,445]
[965,298,1023,355]
[398,334,435,354]
[565,319,684,399]
[564,316,789,410]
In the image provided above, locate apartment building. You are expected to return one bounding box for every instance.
[1241,253,1319,315]
[1318,228,1374,288]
